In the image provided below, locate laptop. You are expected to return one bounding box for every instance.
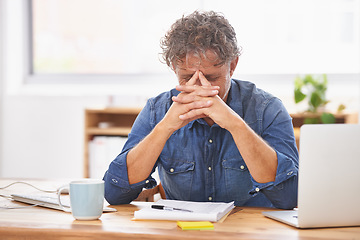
[11,194,117,212]
[263,124,360,228]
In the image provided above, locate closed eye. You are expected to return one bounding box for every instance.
[203,74,220,81]
[206,77,219,82]
[181,75,193,81]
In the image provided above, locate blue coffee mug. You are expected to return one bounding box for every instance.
[58,179,104,220]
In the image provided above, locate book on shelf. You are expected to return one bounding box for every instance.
[88,136,127,179]
[133,199,235,222]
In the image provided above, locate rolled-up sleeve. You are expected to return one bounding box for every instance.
[249,97,299,209]
[103,150,157,204]
[249,150,298,209]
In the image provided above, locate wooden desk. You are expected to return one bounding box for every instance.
[0,179,359,240]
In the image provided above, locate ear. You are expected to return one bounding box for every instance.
[229,57,239,77]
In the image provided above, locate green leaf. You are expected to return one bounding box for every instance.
[294,76,304,89]
[294,88,306,103]
[304,75,315,85]
[321,113,336,124]
[304,117,319,124]
[337,104,346,112]
[310,92,322,111]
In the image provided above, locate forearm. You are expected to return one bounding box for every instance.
[227,114,278,183]
[127,120,174,184]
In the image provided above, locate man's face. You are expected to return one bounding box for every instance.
[173,51,238,102]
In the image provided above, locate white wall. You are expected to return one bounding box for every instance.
[2,95,105,178]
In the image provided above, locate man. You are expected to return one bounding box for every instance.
[104,11,298,209]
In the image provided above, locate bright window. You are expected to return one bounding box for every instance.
[204,0,360,74]
[31,0,200,74]
[31,0,360,76]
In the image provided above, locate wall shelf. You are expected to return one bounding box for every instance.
[84,107,142,178]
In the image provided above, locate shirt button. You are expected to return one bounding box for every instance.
[240,165,245,170]
[208,197,213,201]
[112,179,118,184]
[287,171,293,175]
[145,180,149,184]
[255,187,260,192]
[170,168,174,173]
[208,139,213,144]
[208,167,212,171]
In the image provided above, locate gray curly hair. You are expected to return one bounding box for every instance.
[160,11,241,69]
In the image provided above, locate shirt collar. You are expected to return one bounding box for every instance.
[226,79,244,118]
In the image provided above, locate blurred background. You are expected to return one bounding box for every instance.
[0,0,359,179]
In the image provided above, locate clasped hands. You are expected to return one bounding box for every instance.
[165,70,237,132]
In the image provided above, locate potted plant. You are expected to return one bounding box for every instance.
[294,74,344,124]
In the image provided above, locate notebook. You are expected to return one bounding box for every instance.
[263,124,360,228]
[133,199,235,222]
[11,194,117,212]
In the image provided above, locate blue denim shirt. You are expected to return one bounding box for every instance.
[104,79,299,209]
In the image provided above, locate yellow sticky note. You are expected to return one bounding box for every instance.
[177,221,214,230]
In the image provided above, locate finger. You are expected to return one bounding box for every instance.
[179,113,208,122]
[179,108,209,121]
[176,84,219,93]
[199,71,212,86]
[186,71,200,86]
[180,99,212,115]
[172,90,218,104]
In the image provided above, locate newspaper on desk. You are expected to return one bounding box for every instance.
[133,199,235,222]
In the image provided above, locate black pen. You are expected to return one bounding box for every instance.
[151,204,193,212]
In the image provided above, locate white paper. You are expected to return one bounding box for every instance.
[134,199,235,222]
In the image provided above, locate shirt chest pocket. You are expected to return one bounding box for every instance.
[158,159,195,200]
[222,158,253,203]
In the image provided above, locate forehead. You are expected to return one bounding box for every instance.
[175,52,224,73]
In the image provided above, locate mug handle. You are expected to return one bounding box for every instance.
[57,186,71,212]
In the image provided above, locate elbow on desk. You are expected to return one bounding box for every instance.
[270,180,298,210]
[273,198,297,210]
[105,194,131,205]
[104,185,140,205]
[103,174,141,205]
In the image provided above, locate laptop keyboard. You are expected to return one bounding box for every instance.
[11,194,70,210]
